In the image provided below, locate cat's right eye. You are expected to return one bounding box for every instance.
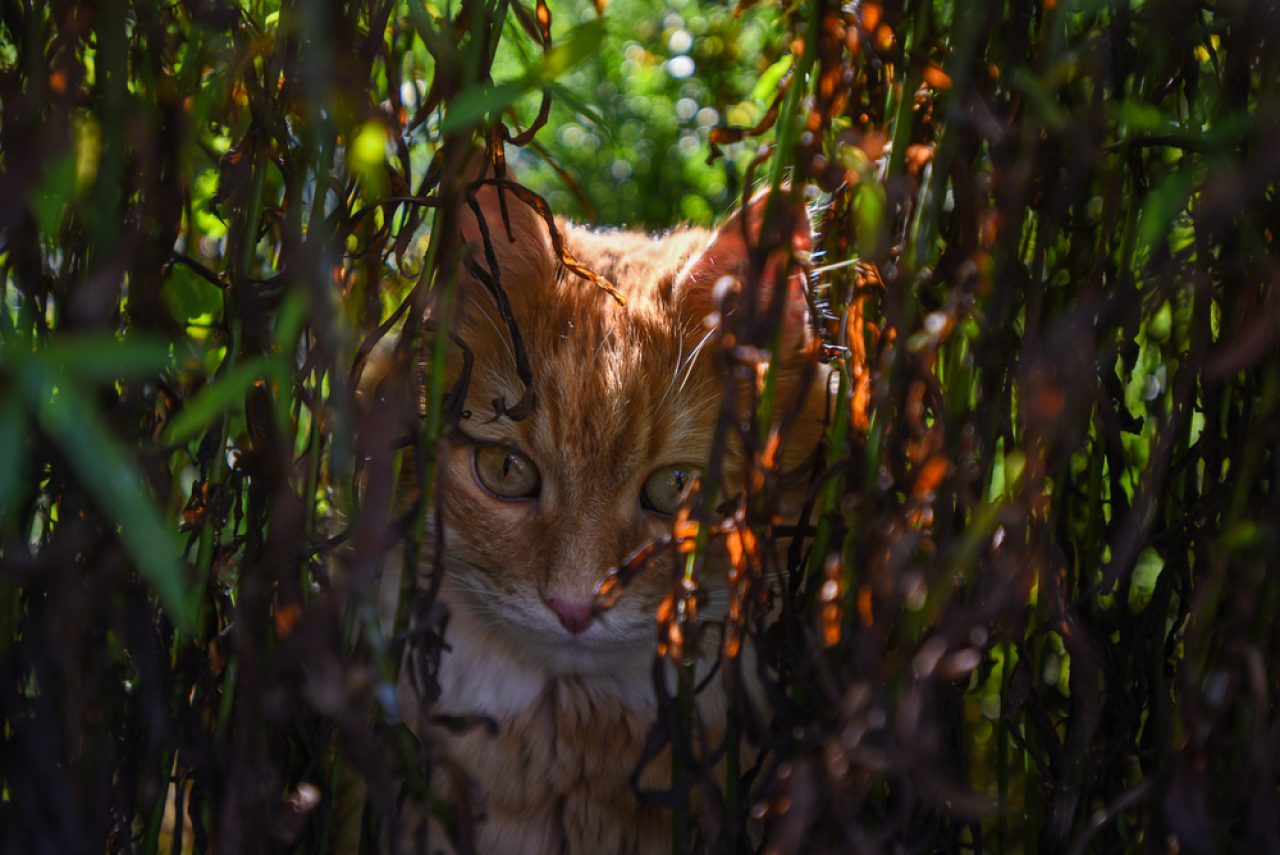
[473,445,541,500]
[641,465,700,516]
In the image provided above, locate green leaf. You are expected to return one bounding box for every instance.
[1011,69,1066,131]
[273,290,308,354]
[22,364,193,632]
[1113,100,1176,134]
[441,81,530,133]
[406,0,457,65]
[751,55,792,104]
[164,265,223,326]
[1148,301,1173,343]
[854,181,886,259]
[442,79,527,131]
[36,334,174,383]
[536,19,605,80]
[0,391,28,524]
[441,19,604,134]
[163,356,275,446]
[1128,548,1165,612]
[1136,170,1195,261]
[30,153,77,237]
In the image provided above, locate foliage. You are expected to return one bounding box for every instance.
[1,0,1278,853]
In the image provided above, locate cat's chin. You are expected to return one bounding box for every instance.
[525,638,650,677]
[494,614,655,677]
[440,585,654,677]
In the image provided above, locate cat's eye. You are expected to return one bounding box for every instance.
[641,465,699,516]
[473,445,541,500]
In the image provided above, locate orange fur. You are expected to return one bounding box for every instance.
[394,178,828,854]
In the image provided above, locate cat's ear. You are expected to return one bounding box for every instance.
[457,156,556,290]
[674,191,813,353]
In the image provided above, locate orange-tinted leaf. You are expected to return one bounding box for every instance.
[673,506,699,541]
[913,455,950,497]
[862,2,881,32]
[656,592,674,625]
[667,621,684,660]
[906,143,935,177]
[922,64,952,90]
[857,585,874,626]
[822,602,842,647]
[275,602,301,637]
[874,23,894,50]
[594,573,624,609]
[723,630,742,659]
[761,430,782,470]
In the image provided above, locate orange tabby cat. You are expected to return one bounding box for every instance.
[394,167,828,854]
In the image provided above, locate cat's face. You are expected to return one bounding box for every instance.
[427,179,820,676]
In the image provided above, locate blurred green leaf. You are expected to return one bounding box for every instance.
[545,82,609,133]
[1011,68,1066,131]
[34,334,174,384]
[1128,547,1165,612]
[1136,170,1196,260]
[273,291,308,354]
[406,0,456,65]
[442,19,605,133]
[1114,100,1176,134]
[164,265,223,325]
[0,391,27,524]
[72,112,102,193]
[442,81,529,133]
[162,356,276,446]
[751,54,791,104]
[1148,301,1173,343]
[30,153,77,237]
[854,181,886,259]
[21,364,193,632]
[538,19,606,79]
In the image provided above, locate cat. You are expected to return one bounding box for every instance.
[390,163,830,854]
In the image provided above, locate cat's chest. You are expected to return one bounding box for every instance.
[436,676,668,851]
[423,605,672,853]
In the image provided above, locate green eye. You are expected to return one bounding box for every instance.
[641,465,699,515]
[473,445,541,499]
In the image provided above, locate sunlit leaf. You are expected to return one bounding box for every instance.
[751,54,792,103]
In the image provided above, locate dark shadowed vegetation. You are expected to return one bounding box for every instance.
[1,0,1278,852]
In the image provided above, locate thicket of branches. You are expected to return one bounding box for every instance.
[1,0,1278,853]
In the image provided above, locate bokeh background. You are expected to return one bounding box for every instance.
[2,0,1279,853]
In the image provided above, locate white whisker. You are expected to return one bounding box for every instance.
[675,327,717,399]
[472,295,519,374]
[653,327,686,414]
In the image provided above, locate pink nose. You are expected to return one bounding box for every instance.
[546,598,594,635]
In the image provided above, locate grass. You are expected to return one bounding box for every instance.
[1,0,1278,852]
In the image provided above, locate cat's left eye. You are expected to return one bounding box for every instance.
[473,445,541,499]
[641,465,699,516]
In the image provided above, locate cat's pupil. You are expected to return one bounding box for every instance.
[472,444,540,499]
[641,464,701,515]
